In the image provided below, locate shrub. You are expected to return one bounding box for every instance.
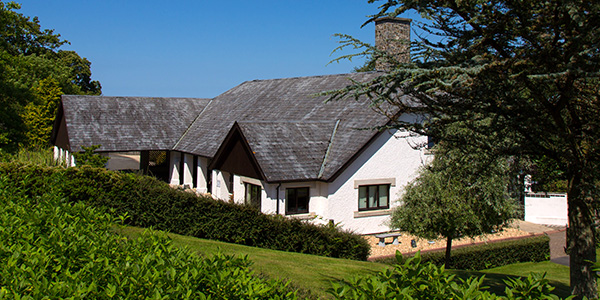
[0,163,371,260]
[373,235,550,270]
[329,251,572,300]
[0,171,297,299]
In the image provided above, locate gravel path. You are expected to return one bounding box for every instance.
[366,220,567,263]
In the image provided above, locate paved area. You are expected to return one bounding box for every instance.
[512,220,568,266]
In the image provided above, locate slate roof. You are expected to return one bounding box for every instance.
[237,120,337,182]
[57,71,403,182]
[59,95,210,152]
[174,71,399,181]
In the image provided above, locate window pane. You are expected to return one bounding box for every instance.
[297,188,309,212]
[286,189,296,212]
[245,183,261,208]
[368,186,377,208]
[379,185,389,207]
[358,186,367,209]
[245,184,252,205]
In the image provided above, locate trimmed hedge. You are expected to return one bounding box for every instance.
[0,170,298,299]
[0,163,370,260]
[373,234,550,270]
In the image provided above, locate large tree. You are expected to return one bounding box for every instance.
[328,0,600,297]
[391,140,517,266]
[0,1,101,151]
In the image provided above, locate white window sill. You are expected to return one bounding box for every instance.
[354,209,392,218]
[288,212,316,220]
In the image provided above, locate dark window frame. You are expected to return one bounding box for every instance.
[358,184,390,211]
[286,187,310,215]
[244,182,262,209]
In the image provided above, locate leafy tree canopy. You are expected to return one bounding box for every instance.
[329,0,599,297]
[0,1,101,151]
[391,132,517,265]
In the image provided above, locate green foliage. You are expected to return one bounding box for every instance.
[0,1,101,151]
[329,251,570,299]
[503,272,565,300]
[0,170,297,299]
[22,77,63,148]
[0,147,60,166]
[391,142,518,264]
[72,145,110,167]
[332,0,600,296]
[375,235,550,271]
[0,163,371,260]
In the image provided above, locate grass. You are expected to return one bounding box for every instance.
[117,226,579,298]
[451,262,571,297]
[117,226,389,298]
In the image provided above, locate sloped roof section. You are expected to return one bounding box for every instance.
[237,121,336,182]
[60,95,210,152]
[175,71,394,181]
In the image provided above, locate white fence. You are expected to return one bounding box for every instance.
[524,193,568,226]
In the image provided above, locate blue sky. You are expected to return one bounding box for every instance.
[16,1,418,98]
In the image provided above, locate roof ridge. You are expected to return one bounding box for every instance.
[240,71,385,84]
[318,119,341,179]
[238,120,336,124]
[172,98,214,150]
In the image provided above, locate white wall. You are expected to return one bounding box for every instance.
[327,129,429,234]
[211,169,233,200]
[525,193,568,226]
[196,157,209,193]
[182,153,194,187]
[54,146,76,167]
[219,128,428,234]
[169,151,181,185]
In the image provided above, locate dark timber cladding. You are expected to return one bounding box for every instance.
[210,123,265,180]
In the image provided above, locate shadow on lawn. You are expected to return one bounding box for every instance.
[452,270,571,298]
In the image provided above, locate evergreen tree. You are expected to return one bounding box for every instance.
[329,0,600,297]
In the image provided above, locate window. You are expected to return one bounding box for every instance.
[358,184,389,211]
[245,183,261,209]
[286,187,309,215]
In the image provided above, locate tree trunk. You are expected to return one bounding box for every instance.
[445,236,453,267]
[568,173,598,299]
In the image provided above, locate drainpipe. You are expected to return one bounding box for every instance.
[276,183,281,215]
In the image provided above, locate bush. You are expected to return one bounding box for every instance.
[372,235,550,270]
[0,169,297,299]
[329,251,572,299]
[0,163,371,260]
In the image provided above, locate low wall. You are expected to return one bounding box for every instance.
[524,193,568,226]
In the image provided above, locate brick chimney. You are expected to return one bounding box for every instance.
[375,17,411,71]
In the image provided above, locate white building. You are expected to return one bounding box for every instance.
[51,18,428,234]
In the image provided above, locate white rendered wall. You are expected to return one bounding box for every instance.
[55,147,75,167]
[524,193,568,226]
[211,169,233,200]
[195,157,209,193]
[221,129,428,234]
[182,153,194,187]
[169,151,181,185]
[327,129,429,234]
[232,175,328,220]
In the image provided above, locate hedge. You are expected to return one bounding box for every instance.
[0,170,297,299]
[373,234,550,270]
[0,163,371,260]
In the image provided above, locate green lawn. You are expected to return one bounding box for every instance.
[117,226,576,299]
[451,262,571,297]
[117,227,389,298]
